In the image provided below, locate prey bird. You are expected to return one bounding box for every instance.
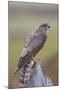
[14,23,51,74]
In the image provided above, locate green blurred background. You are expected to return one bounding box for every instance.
[8,1,58,88]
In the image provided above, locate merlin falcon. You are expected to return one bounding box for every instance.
[14,23,51,74]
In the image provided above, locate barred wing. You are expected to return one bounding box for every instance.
[18,32,47,69]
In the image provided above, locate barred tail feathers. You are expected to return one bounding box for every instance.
[19,60,34,85]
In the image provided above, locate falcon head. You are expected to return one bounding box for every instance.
[39,23,51,32]
[40,23,51,28]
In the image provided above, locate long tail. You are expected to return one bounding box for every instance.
[19,60,34,85]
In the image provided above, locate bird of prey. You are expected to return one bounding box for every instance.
[14,23,51,74]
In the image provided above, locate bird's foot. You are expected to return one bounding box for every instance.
[32,57,37,62]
